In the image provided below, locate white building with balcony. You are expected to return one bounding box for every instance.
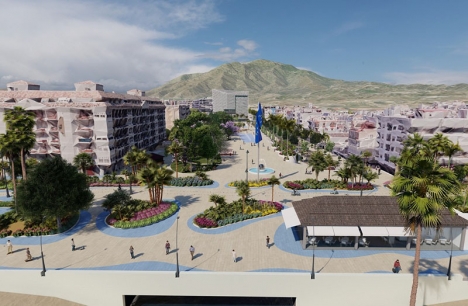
[0,81,166,176]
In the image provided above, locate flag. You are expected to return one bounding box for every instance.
[255,103,263,143]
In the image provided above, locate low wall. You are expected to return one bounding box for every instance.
[0,270,467,306]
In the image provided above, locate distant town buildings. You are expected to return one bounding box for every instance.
[212,89,248,115]
[163,101,190,130]
[0,80,166,176]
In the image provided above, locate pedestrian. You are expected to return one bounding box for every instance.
[6,240,13,255]
[25,248,32,262]
[392,259,401,273]
[71,238,76,251]
[129,245,134,259]
[232,249,237,263]
[165,240,170,255]
[189,245,195,260]
[279,173,282,178]
[377,166,381,175]
[252,159,254,164]
[266,236,270,248]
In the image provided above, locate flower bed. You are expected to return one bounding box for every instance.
[107,201,178,229]
[283,179,374,191]
[193,200,283,229]
[0,229,12,238]
[169,177,213,187]
[228,179,269,188]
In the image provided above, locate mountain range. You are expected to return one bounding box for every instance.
[147,59,468,109]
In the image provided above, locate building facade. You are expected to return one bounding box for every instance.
[0,81,166,176]
[164,101,191,130]
[212,89,248,115]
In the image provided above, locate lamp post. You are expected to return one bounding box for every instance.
[40,216,46,277]
[311,215,315,280]
[447,228,453,280]
[245,150,250,183]
[175,216,180,278]
[4,175,10,198]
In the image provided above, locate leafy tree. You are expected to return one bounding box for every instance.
[73,152,94,174]
[16,157,94,230]
[102,189,132,220]
[392,137,460,306]
[428,133,451,161]
[453,164,468,182]
[220,121,239,139]
[324,142,335,152]
[267,175,280,202]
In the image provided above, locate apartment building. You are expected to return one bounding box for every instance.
[164,101,190,130]
[347,118,379,156]
[212,89,248,115]
[376,103,468,173]
[0,80,166,176]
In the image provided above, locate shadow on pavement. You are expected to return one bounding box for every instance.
[175,195,200,207]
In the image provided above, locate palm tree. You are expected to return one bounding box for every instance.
[3,106,36,181]
[0,133,19,209]
[389,156,400,174]
[445,142,462,168]
[325,154,339,180]
[362,169,379,184]
[236,180,251,213]
[344,154,364,185]
[308,150,327,180]
[267,175,280,202]
[392,140,460,306]
[280,117,296,157]
[334,167,351,183]
[138,166,156,203]
[124,146,140,176]
[167,140,184,178]
[361,150,372,165]
[209,194,226,207]
[428,133,451,161]
[73,152,94,174]
[154,167,174,205]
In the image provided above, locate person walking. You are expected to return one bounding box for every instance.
[71,238,75,251]
[25,248,32,262]
[266,236,270,249]
[232,249,237,263]
[129,246,135,259]
[6,240,13,255]
[165,240,170,255]
[189,245,195,260]
[392,259,401,273]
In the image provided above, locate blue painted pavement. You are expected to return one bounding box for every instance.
[278,183,379,195]
[0,207,12,215]
[95,200,180,238]
[239,133,255,143]
[0,210,92,245]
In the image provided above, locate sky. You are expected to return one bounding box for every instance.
[1,0,468,92]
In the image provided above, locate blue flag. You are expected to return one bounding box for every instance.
[255,103,263,143]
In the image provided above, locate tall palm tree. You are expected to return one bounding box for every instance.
[392,140,460,306]
[280,117,296,156]
[154,167,174,205]
[138,166,156,203]
[428,133,451,161]
[445,142,462,168]
[4,106,36,181]
[236,180,251,213]
[325,154,339,181]
[361,150,372,165]
[124,146,140,176]
[167,140,184,178]
[267,175,280,202]
[73,152,94,174]
[344,154,364,185]
[0,133,19,211]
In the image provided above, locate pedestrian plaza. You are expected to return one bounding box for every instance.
[1,130,468,280]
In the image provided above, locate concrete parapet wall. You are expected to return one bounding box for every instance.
[0,270,467,306]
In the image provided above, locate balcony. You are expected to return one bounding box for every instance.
[34,128,46,133]
[49,126,58,132]
[80,148,94,154]
[50,138,60,145]
[51,148,61,154]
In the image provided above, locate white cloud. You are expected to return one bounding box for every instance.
[384,70,468,85]
[0,0,223,91]
[198,39,259,61]
[333,21,364,36]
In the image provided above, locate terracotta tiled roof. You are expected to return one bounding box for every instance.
[292,196,468,227]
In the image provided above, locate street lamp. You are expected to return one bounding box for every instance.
[175,216,180,278]
[447,228,453,280]
[310,216,315,280]
[245,150,250,183]
[40,216,46,277]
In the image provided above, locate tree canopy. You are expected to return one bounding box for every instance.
[16,157,94,229]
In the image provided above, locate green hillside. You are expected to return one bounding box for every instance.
[147,59,468,109]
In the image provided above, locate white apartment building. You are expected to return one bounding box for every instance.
[376,103,468,173]
[212,89,248,115]
[347,118,379,157]
[0,80,166,176]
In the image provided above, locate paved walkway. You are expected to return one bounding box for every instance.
[1,129,467,279]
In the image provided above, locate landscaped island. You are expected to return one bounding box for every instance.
[283,179,374,191]
[194,199,283,228]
